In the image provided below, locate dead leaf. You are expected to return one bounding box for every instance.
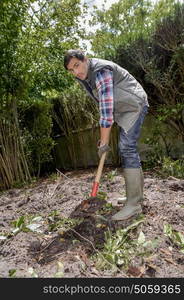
[127,265,146,277]
[145,263,157,277]
[164,257,177,265]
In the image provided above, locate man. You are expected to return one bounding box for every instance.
[64,49,149,221]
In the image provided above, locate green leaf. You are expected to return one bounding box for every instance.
[12,228,20,235]
[164,223,184,251]
[176,232,184,244]
[27,267,38,278]
[9,269,17,278]
[26,223,43,233]
[31,216,43,222]
[54,262,64,278]
[0,235,7,240]
[16,215,25,228]
[137,231,146,244]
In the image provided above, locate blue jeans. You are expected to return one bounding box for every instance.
[119,106,148,168]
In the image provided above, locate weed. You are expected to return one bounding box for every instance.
[164,223,184,253]
[106,169,118,181]
[160,156,184,178]
[93,216,159,271]
[47,211,83,232]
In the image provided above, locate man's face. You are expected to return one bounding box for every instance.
[67,57,89,80]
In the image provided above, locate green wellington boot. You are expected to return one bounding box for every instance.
[112,168,143,221]
[117,168,143,204]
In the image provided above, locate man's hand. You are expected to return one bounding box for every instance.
[97,142,110,159]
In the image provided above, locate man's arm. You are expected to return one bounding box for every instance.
[100,126,112,146]
[96,68,114,156]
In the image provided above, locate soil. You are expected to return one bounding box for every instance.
[0,167,184,278]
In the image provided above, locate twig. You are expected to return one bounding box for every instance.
[30,238,57,254]
[56,168,90,196]
[56,169,72,181]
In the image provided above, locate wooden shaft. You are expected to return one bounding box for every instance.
[95,152,106,183]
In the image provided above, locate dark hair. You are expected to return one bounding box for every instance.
[64,49,86,69]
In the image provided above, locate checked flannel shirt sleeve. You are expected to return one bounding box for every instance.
[95,68,114,128]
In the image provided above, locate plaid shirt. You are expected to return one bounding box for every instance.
[95,68,114,128]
